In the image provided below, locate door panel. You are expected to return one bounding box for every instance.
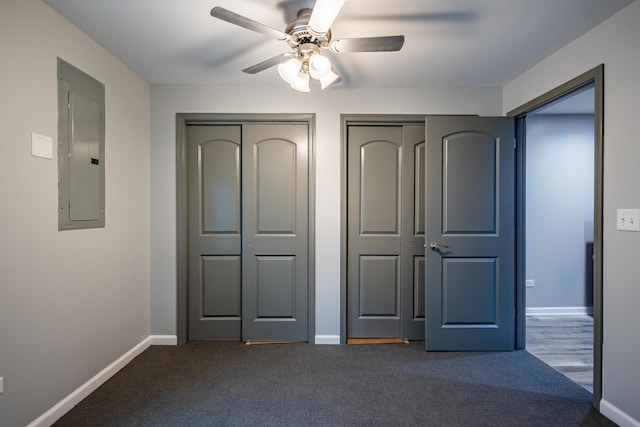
[443,133,497,233]
[412,257,426,322]
[188,125,242,340]
[255,140,297,233]
[348,126,402,338]
[442,258,497,324]
[255,256,297,318]
[359,140,401,234]
[425,116,515,351]
[202,256,241,317]
[402,126,427,339]
[359,255,400,317]
[243,124,308,342]
[348,125,425,339]
[201,140,241,234]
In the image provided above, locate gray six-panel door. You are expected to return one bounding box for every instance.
[425,116,515,351]
[348,125,425,339]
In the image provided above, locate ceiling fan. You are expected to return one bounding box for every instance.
[210,0,405,91]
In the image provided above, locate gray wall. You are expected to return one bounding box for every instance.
[149,86,503,341]
[0,1,151,426]
[504,1,640,422]
[526,114,594,310]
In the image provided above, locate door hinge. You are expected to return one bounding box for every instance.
[513,138,516,149]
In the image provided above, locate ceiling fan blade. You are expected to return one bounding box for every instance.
[211,7,290,41]
[308,0,346,34]
[342,11,475,23]
[329,35,405,53]
[242,53,293,74]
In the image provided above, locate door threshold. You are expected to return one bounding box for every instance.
[347,338,409,345]
[245,340,306,346]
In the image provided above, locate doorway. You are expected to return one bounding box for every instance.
[523,84,595,392]
[509,65,604,408]
[176,114,316,344]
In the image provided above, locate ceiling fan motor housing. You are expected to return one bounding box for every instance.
[285,8,331,52]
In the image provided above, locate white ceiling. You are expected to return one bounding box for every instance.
[43,0,633,89]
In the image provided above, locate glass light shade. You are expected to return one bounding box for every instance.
[290,72,310,92]
[277,58,301,84]
[308,0,346,34]
[308,54,331,80]
[319,69,340,90]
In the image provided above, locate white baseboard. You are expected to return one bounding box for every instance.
[27,337,152,427]
[526,306,593,316]
[601,399,640,427]
[150,335,177,345]
[315,334,340,345]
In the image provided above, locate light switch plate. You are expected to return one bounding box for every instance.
[617,209,640,231]
[31,133,53,159]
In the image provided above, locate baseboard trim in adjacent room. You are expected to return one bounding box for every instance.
[27,337,152,427]
[601,399,640,427]
[150,335,178,345]
[526,306,594,316]
[315,334,340,345]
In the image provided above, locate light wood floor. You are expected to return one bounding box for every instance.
[526,314,594,393]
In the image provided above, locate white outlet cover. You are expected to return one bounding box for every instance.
[617,209,640,232]
[31,133,53,159]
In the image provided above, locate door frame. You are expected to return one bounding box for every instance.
[176,113,316,344]
[340,114,426,343]
[507,64,604,409]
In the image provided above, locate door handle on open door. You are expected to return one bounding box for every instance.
[429,242,449,251]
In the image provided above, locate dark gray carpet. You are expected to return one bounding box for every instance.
[54,341,616,427]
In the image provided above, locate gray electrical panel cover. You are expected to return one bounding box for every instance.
[57,58,105,230]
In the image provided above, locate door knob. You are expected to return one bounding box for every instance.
[430,242,449,251]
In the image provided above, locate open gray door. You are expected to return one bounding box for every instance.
[425,116,515,351]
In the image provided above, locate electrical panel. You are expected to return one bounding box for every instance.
[57,58,105,230]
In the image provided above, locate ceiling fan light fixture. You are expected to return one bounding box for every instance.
[210,5,406,93]
[319,69,340,90]
[308,53,332,79]
[277,58,302,84]
[290,71,310,92]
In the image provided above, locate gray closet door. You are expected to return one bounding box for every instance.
[347,125,425,339]
[242,124,309,342]
[401,125,426,340]
[187,125,242,340]
[425,116,515,351]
